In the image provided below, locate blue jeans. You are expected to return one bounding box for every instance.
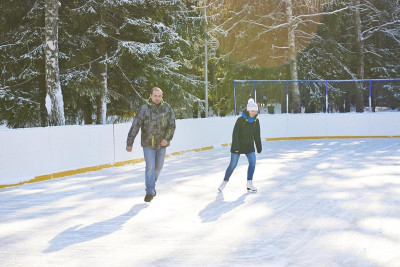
[224,152,256,181]
[143,147,166,195]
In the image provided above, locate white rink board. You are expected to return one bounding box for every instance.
[1,113,400,185]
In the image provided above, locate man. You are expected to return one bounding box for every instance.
[126,87,176,202]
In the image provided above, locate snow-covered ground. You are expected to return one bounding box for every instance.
[1,138,400,267]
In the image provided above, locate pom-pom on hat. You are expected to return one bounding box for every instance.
[247,98,258,111]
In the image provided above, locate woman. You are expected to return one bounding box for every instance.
[218,98,262,192]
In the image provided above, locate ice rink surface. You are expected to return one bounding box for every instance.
[1,138,400,267]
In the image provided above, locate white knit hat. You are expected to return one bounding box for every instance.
[246,98,258,111]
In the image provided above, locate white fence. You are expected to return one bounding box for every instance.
[1,113,400,186]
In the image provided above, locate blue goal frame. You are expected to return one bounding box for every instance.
[233,79,400,115]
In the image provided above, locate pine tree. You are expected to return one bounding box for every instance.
[0,0,47,128]
[59,0,205,122]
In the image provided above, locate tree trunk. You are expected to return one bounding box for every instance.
[45,0,65,125]
[285,0,301,113]
[82,97,93,125]
[96,39,108,125]
[353,0,364,112]
[39,61,48,127]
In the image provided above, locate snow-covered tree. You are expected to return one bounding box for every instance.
[298,0,400,112]
[59,0,205,122]
[207,0,343,113]
[112,0,205,119]
[45,0,65,125]
[2,0,399,127]
[0,0,48,128]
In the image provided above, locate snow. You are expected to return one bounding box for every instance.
[46,40,56,51]
[45,93,52,115]
[1,138,400,266]
[119,41,161,55]
[125,18,148,26]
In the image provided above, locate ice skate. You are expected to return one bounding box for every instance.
[246,180,257,192]
[218,180,228,192]
[144,193,154,202]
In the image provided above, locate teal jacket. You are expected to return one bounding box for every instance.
[127,99,176,149]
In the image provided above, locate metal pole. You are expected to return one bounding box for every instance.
[325,81,329,113]
[369,80,372,112]
[253,82,257,103]
[286,81,289,114]
[204,0,208,117]
[233,80,237,115]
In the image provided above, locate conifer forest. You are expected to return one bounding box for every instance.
[1,0,400,128]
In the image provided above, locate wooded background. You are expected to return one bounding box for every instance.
[1,0,399,128]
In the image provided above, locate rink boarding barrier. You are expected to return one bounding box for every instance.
[1,113,400,189]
